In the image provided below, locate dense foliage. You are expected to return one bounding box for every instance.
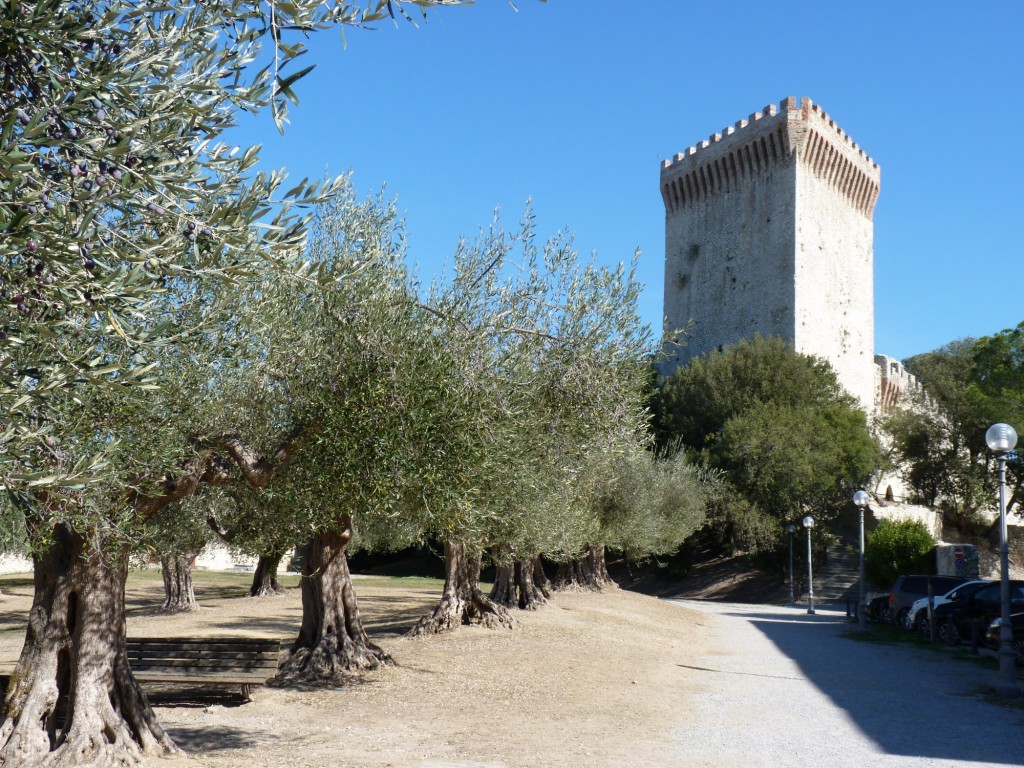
[864,518,936,588]
[883,323,1023,522]
[651,336,880,556]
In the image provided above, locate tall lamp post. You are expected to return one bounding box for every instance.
[853,490,870,629]
[803,516,815,615]
[986,423,1020,698]
[786,524,796,605]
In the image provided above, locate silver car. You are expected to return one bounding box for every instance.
[906,580,989,632]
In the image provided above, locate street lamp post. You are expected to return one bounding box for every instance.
[786,524,796,605]
[853,490,870,629]
[803,515,815,615]
[986,423,1020,698]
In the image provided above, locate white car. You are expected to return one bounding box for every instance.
[906,580,989,632]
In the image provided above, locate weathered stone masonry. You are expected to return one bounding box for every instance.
[660,96,881,411]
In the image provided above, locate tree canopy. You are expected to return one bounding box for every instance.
[650,336,879,555]
[884,323,1024,520]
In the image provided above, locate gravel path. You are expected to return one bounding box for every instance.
[666,600,1024,768]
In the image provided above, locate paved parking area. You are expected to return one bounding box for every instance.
[666,600,1024,768]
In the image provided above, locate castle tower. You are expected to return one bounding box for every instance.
[660,96,881,410]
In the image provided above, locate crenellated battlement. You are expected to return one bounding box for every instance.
[660,97,881,219]
[874,354,936,413]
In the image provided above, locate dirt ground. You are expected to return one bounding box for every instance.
[0,571,714,768]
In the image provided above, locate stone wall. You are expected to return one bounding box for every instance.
[870,503,943,540]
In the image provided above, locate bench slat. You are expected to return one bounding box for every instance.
[131,661,277,672]
[132,670,268,685]
[126,649,277,661]
[127,640,279,650]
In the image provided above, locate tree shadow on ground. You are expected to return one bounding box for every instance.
[163,725,265,753]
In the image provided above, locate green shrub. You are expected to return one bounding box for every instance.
[865,519,936,588]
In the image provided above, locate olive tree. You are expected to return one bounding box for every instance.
[0,2,471,765]
[408,215,657,624]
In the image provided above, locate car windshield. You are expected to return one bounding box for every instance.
[947,583,982,599]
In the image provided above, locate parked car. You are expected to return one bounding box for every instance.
[931,581,1024,644]
[888,574,973,629]
[907,580,990,634]
[985,612,1024,660]
[867,594,892,624]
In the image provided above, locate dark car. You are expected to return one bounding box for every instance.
[985,612,1024,660]
[910,580,991,636]
[888,574,972,629]
[932,581,1024,644]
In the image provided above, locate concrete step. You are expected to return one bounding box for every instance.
[813,539,861,601]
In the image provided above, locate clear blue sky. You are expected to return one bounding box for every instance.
[231,0,1023,362]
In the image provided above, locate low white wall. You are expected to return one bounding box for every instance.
[0,553,32,575]
[871,503,942,540]
[194,541,257,572]
[0,543,262,576]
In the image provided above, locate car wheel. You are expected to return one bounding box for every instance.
[1012,638,1024,660]
[938,620,960,645]
[897,607,911,629]
[917,615,931,637]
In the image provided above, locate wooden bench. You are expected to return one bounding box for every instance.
[126,636,281,701]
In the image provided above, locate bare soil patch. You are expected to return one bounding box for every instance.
[0,571,712,768]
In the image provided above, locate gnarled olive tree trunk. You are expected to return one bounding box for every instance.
[0,525,176,768]
[276,519,390,684]
[160,549,200,613]
[250,551,287,597]
[489,555,551,611]
[554,544,614,592]
[409,540,517,635]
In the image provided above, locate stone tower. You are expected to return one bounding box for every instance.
[660,96,881,410]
